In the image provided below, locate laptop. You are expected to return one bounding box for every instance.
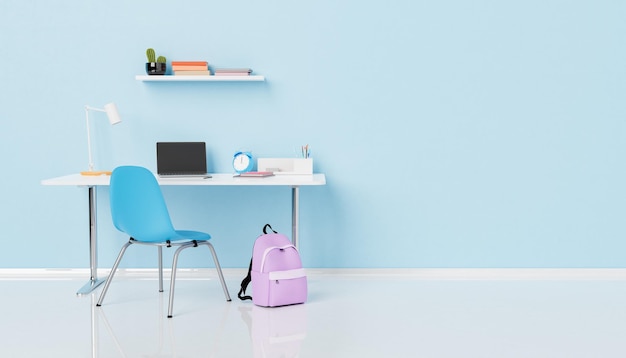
[156,142,211,178]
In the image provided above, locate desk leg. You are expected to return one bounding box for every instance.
[291,186,300,249]
[77,186,105,296]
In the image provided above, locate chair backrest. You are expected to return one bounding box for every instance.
[109,166,176,242]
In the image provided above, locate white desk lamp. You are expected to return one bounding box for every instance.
[80,103,122,176]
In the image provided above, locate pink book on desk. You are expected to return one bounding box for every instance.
[237,171,274,177]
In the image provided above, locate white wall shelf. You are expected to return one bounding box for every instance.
[135,75,265,82]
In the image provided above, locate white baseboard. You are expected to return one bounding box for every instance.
[1,268,626,280]
[305,268,626,280]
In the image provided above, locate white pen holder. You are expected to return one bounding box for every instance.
[257,158,313,175]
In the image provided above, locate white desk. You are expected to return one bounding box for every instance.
[41,173,326,295]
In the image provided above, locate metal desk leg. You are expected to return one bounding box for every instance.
[77,186,105,295]
[291,186,300,249]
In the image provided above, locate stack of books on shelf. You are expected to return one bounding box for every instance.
[171,61,211,76]
[214,68,253,76]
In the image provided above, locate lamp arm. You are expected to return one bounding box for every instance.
[85,105,107,113]
[85,107,94,172]
[82,103,120,175]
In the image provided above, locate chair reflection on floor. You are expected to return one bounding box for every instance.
[92,293,126,358]
[94,291,231,357]
[93,293,173,358]
[239,304,307,358]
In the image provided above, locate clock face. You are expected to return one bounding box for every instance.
[233,152,252,172]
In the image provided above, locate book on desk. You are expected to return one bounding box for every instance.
[235,171,274,177]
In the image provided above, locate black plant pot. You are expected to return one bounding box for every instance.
[146,62,166,75]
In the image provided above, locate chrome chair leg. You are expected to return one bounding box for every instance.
[96,241,133,307]
[158,246,163,292]
[204,242,232,302]
[168,242,195,318]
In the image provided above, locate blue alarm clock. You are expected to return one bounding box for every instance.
[233,151,253,173]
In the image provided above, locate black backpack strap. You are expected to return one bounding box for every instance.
[239,225,278,301]
[263,224,278,234]
[238,258,253,301]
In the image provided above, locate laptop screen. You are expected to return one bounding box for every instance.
[156,142,207,175]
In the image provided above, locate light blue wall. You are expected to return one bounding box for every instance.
[1,1,625,269]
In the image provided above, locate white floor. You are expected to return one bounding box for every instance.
[1,270,626,357]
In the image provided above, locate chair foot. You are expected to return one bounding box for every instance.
[167,315,172,318]
[96,304,101,307]
[227,299,232,302]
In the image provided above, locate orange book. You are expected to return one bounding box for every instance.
[171,61,208,66]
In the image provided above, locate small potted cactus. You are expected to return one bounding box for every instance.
[145,48,167,75]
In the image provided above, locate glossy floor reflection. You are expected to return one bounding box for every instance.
[1,272,626,357]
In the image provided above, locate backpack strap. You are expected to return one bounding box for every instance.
[263,224,278,234]
[238,258,253,301]
[239,224,279,301]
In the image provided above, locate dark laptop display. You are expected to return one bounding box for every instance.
[156,142,210,177]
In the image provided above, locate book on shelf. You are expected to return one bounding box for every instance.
[171,65,209,71]
[171,61,208,66]
[214,68,252,75]
[214,73,251,76]
[174,70,212,76]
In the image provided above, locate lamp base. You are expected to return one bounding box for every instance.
[80,170,112,176]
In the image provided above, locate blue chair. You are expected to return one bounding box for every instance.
[96,166,231,317]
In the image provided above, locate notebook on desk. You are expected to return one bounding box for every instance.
[156,142,211,178]
[235,171,274,177]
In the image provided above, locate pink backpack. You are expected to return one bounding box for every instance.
[238,224,307,307]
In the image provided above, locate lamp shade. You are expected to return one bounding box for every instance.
[104,103,122,125]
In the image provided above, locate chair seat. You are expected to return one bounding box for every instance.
[174,230,211,241]
[134,230,211,244]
